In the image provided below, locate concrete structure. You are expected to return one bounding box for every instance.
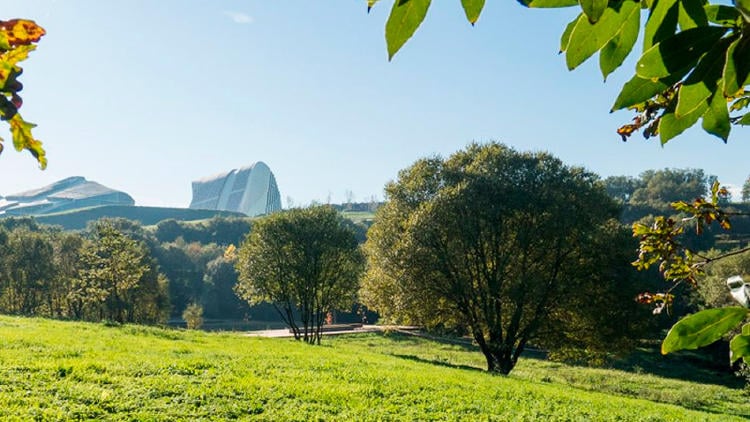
[0,176,135,216]
[189,162,281,217]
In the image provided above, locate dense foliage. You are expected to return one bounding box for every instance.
[0,219,168,324]
[362,142,648,373]
[0,216,258,325]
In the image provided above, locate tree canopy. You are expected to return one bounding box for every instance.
[361,142,644,373]
[373,0,750,145]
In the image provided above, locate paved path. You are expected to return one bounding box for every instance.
[245,325,419,338]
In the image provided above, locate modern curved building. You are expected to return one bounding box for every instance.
[189,162,282,217]
[0,176,135,216]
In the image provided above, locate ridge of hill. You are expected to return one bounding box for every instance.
[26,205,246,230]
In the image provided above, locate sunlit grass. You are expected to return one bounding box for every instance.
[0,316,745,420]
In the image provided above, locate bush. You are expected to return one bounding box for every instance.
[183,303,203,330]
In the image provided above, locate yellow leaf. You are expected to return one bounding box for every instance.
[8,113,46,169]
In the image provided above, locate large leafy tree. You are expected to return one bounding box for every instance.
[374,0,750,144]
[235,206,364,344]
[361,142,640,374]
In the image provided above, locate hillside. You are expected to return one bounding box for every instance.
[29,205,246,230]
[0,316,746,420]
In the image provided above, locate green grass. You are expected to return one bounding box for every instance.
[0,316,746,420]
[340,210,375,224]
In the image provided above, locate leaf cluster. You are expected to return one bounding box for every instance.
[633,181,733,287]
[0,19,45,168]
[373,0,750,145]
[632,180,750,364]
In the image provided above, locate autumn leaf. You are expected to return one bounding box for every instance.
[0,20,46,49]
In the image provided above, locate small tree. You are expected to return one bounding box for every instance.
[182,303,204,330]
[235,206,364,344]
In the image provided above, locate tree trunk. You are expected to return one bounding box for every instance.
[473,329,518,375]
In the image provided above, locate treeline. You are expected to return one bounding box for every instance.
[604,168,750,251]
[0,215,372,326]
[0,216,259,324]
[0,219,168,324]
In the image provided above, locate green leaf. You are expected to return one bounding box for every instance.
[730,333,750,363]
[744,322,750,336]
[599,1,640,79]
[737,0,750,22]
[580,0,608,23]
[675,38,729,118]
[643,0,679,52]
[661,307,748,355]
[723,36,750,97]
[737,111,750,125]
[367,0,380,12]
[560,15,579,53]
[566,3,636,70]
[704,4,740,26]
[519,0,579,7]
[659,102,708,144]
[677,0,708,30]
[611,73,681,110]
[730,96,750,112]
[702,85,730,141]
[386,0,432,60]
[461,0,485,25]
[636,26,728,79]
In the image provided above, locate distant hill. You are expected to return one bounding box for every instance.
[27,205,245,230]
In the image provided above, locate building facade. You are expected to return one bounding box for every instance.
[189,162,282,217]
[0,176,135,216]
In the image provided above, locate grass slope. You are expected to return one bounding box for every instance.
[31,205,245,230]
[0,316,746,421]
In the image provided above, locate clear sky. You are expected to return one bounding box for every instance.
[2,1,749,207]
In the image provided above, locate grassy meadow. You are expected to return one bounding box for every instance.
[0,316,747,421]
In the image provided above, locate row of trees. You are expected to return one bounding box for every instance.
[232,143,661,374]
[0,219,168,324]
[604,169,713,210]
[0,217,262,324]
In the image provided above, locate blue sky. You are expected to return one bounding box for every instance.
[2,1,749,207]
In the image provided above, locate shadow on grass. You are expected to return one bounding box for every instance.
[379,330,477,351]
[350,330,744,389]
[380,330,548,360]
[391,353,484,372]
[610,345,746,389]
